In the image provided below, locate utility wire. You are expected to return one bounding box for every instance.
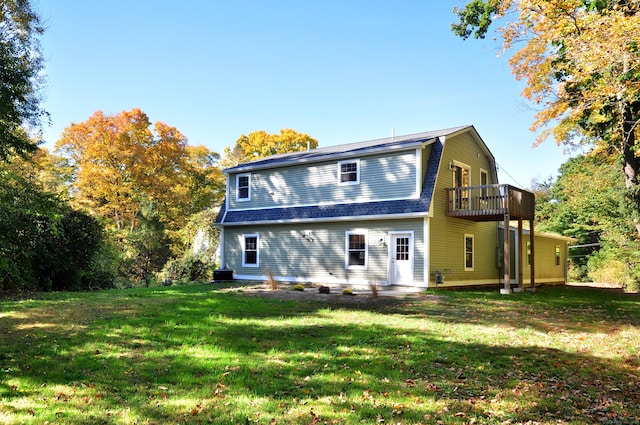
[495,161,524,188]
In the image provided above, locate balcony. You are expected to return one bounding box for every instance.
[446,184,536,293]
[445,184,535,221]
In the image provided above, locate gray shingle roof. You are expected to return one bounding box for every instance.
[223,125,469,174]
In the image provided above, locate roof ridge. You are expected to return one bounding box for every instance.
[224,125,473,172]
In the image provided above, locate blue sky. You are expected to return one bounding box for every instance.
[37,1,572,187]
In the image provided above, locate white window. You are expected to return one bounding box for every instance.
[338,160,360,185]
[464,234,474,271]
[236,174,251,201]
[242,234,259,267]
[345,231,367,269]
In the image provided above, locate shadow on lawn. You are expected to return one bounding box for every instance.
[1,285,639,424]
[378,285,640,334]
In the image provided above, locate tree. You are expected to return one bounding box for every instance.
[453,1,640,234]
[0,0,47,160]
[179,145,226,218]
[56,109,221,232]
[220,128,318,168]
[531,149,640,287]
[0,153,112,293]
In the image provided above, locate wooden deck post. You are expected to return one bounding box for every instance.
[517,217,523,291]
[529,218,536,291]
[502,212,511,294]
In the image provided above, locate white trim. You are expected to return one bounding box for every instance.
[424,217,430,288]
[219,228,225,268]
[220,211,428,227]
[452,160,471,187]
[338,159,360,186]
[242,233,259,267]
[232,273,390,288]
[345,230,368,270]
[236,173,251,202]
[224,174,230,215]
[480,168,489,185]
[387,231,415,286]
[225,193,420,212]
[415,148,422,196]
[464,234,474,271]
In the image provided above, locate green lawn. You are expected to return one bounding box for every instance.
[0,284,638,424]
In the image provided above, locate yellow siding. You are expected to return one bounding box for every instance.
[521,234,569,285]
[428,131,501,287]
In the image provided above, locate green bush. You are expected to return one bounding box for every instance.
[587,245,640,292]
[342,288,354,295]
[162,255,210,284]
[292,284,305,291]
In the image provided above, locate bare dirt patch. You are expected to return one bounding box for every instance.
[217,283,443,306]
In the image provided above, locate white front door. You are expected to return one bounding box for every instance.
[389,233,414,286]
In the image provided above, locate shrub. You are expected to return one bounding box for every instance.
[587,244,640,292]
[162,254,209,284]
[342,288,354,295]
[292,284,305,291]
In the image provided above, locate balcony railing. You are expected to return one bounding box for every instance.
[445,184,535,221]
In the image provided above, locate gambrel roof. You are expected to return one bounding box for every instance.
[223,125,470,174]
[217,125,489,225]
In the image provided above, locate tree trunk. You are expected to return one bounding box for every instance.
[621,102,640,236]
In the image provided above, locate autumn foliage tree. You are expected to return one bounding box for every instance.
[220,128,319,167]
[56,109,223,233]
[453,0,640,231]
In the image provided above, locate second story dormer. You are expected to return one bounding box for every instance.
[216,125,529,226]
[223,138,428,212]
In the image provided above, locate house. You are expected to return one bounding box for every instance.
[215,125,572,292]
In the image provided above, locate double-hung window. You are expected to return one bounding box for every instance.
[338,160,360,185]
[464,234,474,271]
[345,231,367,269]
[243,234,259,267]
[237,173,251,201]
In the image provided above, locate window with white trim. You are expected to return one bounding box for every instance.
[345,231,367,269]
[236,173,251,201]
[480,168,489,198]
[464,234,474,271]
[338,160,360,185]
[242,234,259,267]
[555,245,561,266]
[452,161,470,209]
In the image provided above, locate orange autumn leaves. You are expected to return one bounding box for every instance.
[56,108,223,232]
